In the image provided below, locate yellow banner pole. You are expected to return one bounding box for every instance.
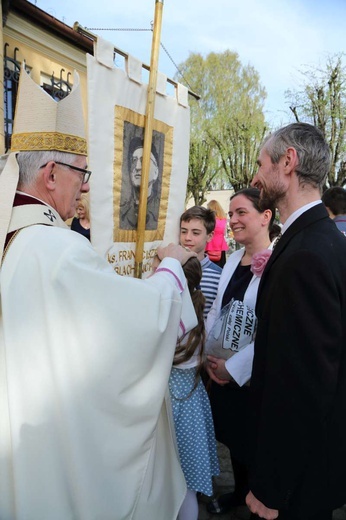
[134,0,163,279]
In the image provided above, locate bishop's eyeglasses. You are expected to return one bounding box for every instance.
[40,161,92,184]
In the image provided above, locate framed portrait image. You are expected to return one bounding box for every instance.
[113,106,173,242]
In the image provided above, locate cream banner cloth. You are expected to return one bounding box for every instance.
[87,39,190,278]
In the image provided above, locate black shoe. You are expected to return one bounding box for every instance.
[206,492,246,515]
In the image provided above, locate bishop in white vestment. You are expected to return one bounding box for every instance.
[0,66,196,520]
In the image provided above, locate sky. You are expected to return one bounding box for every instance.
[31,0,346,126]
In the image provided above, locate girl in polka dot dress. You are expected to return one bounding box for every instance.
[169,257,220,520]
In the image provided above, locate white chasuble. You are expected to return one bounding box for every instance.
[0,221,196,519]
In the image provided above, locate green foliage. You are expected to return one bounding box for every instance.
[187,138,221,205]
[285,54,346,188]
[176,50,268,203]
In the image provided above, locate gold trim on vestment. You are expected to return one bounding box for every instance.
[11,132,87,155]
[1,230,20,266]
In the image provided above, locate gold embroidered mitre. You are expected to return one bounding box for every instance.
[10,67,87,155]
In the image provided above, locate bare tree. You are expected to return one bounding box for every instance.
[286,54,346,188]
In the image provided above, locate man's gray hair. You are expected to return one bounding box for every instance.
[263,123,330,190]
[17,150,81,188]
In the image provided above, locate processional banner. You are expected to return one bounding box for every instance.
[87,38,190,278]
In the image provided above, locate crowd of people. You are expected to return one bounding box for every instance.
[1,67,346,520]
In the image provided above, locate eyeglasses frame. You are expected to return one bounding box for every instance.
[40,161,92,184]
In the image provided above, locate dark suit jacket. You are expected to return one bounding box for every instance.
[249,203,346,516]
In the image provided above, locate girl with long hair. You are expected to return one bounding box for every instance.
[169,257,219,520]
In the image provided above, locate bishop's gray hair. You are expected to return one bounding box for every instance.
[16,150,81,188]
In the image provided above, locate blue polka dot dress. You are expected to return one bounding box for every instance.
[169,366,220,496]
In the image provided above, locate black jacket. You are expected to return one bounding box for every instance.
[249,203,346,516]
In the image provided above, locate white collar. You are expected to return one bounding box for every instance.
[281,200,322,234]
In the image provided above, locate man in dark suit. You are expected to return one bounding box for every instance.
[247,123,346,520]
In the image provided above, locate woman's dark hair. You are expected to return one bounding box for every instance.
[174,257,205,383]
[230,187,280,241]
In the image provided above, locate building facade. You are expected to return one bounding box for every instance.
[1,0,93,154]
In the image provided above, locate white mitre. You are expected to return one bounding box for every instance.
[0,65,87,258]
[11,66,86,155]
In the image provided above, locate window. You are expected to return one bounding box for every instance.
[3,45,73,151]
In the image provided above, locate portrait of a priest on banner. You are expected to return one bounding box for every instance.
[119,122,164,231]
